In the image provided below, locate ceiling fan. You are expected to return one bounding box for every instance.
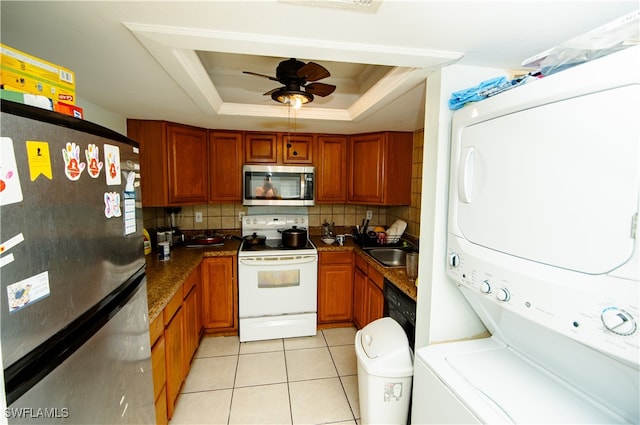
[243,58,336,108]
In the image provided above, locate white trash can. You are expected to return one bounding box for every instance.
[355,317,413,425]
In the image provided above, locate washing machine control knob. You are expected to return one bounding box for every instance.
[601,307,637,336]
[448,253,460,268]
[480,280,491,294]
[496,288,511,302]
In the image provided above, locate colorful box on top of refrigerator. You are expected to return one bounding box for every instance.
[0,43,76,105]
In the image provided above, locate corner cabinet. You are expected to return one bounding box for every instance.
[315,135,348,203]
[349,132,413,205]
[209,131,243,202]
[318,251,353,326]
[127,120,208,206]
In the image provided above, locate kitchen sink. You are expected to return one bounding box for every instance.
[365,248,408,268]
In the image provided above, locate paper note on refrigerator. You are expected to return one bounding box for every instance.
[7,271,51,313]
[0,137,24,206]
[104,144,121,185]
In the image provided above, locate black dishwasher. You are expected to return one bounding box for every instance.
[383,279,416,352]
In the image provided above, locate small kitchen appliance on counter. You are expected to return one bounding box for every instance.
[237,214,317,342]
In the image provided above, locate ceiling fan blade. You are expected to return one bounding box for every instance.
[297,62,330,82]
[263,87,281,96]
[305,83,336,97]
[243,71,279,82]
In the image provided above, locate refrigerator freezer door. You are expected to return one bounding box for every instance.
[7,279,155,424]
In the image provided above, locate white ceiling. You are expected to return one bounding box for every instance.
[1,1,637,134]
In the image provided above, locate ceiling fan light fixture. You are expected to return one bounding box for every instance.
[272,90,313,109]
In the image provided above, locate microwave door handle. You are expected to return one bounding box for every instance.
[300,175,305,199]
[458,146,476,204]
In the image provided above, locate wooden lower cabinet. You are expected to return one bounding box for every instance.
[153,264,204,421]
[182,264,201,374]
[353,253,384,329]
[154,387,168,425]
[318,251,353,326]
[149,315,167,425]
[164,305,183,419]
[182,285,199,374]
[202,257,237,333]
[353,265,367,329]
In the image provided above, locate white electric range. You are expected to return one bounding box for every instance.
[237,214,318,342]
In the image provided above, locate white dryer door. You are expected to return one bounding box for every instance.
[454,85,639,275]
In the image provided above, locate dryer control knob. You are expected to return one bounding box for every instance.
[448,253,460,268]
[496,288,511,302]
[601,307,637,336]
[480,280,491,294]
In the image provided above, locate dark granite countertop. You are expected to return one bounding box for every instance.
[145,235,418,323]
[145,239,241,323]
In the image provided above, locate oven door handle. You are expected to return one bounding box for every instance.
[239,256,318,266]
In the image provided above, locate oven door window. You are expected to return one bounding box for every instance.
[258,269,300,288]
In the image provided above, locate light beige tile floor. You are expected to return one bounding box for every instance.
[170,327,360,425]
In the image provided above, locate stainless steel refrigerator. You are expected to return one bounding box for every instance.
[1,100,155,423]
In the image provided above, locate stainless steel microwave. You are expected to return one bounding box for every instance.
[242,164,315,206]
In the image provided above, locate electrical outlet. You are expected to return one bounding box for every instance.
[195,212,203,223]
[366,210,373,220]
[239,211,245,222]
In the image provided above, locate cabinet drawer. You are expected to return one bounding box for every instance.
[182,264,201,299]
[163,289,183,325]
[368,266,384,290]
[320,251,352,265]
[149,314,164,346]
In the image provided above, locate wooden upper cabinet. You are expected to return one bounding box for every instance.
[315,135,348,203]
[245,132,278,163]
[166,123,209,204]
[282,134,313,164]
[349,132,413,205]
[126,120,208,206]
[209,131,243,202]
[126,120,168,206]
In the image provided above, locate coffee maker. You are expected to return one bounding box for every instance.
[164,207,184,244]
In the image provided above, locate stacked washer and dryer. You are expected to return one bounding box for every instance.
[412,46,640,423]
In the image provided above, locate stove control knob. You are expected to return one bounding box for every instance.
[480,280,491,294]
[601,307,637,336]
[496,288,511,302]
[448,253,460,268]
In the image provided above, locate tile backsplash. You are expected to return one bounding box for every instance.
[143,129,424,237]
